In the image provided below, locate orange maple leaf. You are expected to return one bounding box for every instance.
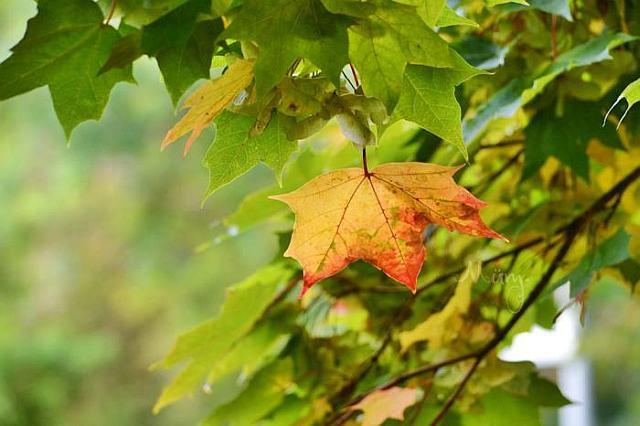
[272,162,507,297]
[350,387,418,426]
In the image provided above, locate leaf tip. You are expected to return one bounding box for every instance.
[297,279,313,300]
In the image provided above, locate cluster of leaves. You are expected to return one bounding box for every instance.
[2,0,640,425]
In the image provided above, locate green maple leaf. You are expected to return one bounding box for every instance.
[400,0,446,26]
[463,30,636,142]
[203,111,297,200]
[390,51,486,160]
[551,228,630,296]
[320,0,376,17]
[100,0,223,105]
[155,20,221,105]
[223,0,349,96]
[503,0,573,21]
[204,359,294,426]
[348,0,452,110]
[452,35,510,70]
[0,0,133,138]
[437,6,479,28]
[523,100,624,181]
[152,263,295,413]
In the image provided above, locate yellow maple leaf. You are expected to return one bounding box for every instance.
[398,261,481,351]
[272,163,506,297]
[350,387,418,426]
[161,59,254,155]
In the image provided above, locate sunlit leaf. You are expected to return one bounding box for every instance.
[203,111,296,199]
[272,164,505,297]
[161,59,254,155]
[348,0,452,109]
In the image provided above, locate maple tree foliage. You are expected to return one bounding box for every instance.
[1,0,640,425]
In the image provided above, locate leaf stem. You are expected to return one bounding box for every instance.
[104,0,117,25]
[362,148,369,176]
[551,15,558,60]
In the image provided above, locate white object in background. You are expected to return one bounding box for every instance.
[499,284,593,426]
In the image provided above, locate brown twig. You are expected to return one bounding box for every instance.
[287,58,302,76]
[104,0,117,25]
[470,148,524,194]
[430,358,482,425]
[342,71,357,92]
[349,63,360,88]
[477,140,524,150]
[255,275,300,325]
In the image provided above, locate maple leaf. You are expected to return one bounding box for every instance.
[203,111,296,199]
[161,59,254,155]
[272,162,506,297]
[0,0,133,138]
[350,387,418,426]
[348,0,452,109]
[389,51,488,160]
[100,0,223,106]
[223,0,349,95]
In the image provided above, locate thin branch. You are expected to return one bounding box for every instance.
[349,63,360,88]
[603,192,623,227]
[470,148,524,194]
[287,58,302,76]
[378,352,477,392]
[104,0,117,25]
[430,358,481,425]
[329,296,413,406]
[255,275,300,325]
[477,140,524,150]
[342,71,357,92]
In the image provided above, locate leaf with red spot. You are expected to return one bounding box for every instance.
[272,162,507,297]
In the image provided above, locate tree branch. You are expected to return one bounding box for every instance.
[477,140,524,150]
[327,165,640,423]
[430,357,481,425]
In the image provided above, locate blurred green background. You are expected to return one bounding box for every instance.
[1,1,639,426]
[0,1,281,424]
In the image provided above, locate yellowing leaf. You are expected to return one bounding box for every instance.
[351,387,418,426]
[399,261,481,351]
[272,164,505,297]
[161,59,254,155]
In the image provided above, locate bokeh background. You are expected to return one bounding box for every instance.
[0,1,639,426]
